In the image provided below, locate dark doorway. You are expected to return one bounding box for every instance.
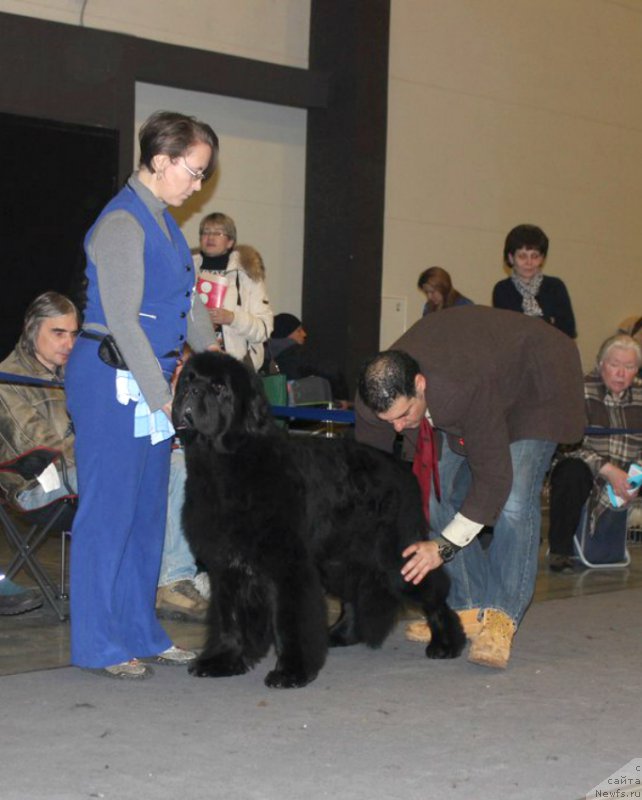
[0,113,119,359]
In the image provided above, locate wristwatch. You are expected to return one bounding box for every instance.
[435,536,461,563]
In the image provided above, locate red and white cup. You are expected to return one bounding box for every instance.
[197,275,228,309]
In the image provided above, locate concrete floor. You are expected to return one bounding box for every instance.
[2,514,642,800]
[1,581,641,800]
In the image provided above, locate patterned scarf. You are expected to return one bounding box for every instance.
[511,271,544,318]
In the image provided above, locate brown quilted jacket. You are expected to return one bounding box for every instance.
[0,342,75,506]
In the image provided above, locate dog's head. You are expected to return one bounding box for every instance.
[173,351,274,450]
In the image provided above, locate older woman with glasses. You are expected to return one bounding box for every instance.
[194,212,273,371]
[65,111,219,680]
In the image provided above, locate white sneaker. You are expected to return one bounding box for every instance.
[154,645,197,665]
[90,659,154,680]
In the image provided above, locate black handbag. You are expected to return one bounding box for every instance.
[97,334,128,370]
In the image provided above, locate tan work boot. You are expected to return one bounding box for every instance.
[156,579,208,622]
[467,609,516,669]
[405,608,483,643]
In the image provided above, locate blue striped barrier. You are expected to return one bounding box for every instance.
[2,371,642,433]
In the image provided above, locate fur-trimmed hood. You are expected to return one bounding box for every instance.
[232,245,266,283]
[192,245,266,283]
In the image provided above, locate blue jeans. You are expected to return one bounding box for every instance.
[430,436,556,626]
[17,452,195,587]
[158,447,197,586]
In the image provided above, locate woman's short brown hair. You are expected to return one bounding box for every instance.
[139,111,219,180]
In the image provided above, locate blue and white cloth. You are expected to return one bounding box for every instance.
[115,370,175,445]
[607,463,642,508]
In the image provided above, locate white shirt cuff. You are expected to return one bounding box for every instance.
[441,513,484,548]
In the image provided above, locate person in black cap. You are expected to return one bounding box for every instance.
[265,313,348,401]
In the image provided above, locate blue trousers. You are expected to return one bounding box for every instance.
[431,435,556,626]
[66,338,172,668]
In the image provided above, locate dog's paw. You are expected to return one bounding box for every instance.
[328,630,359,648]
[264,668,317,689]
[189,655,248,678]
[424,637,466,660]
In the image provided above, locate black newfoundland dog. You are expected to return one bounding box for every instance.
[173,352,465,688]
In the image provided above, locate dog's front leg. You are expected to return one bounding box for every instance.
[190,572,249,678]
[264,565,328,689]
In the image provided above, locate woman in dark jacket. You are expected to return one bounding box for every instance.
[492,224,576,338]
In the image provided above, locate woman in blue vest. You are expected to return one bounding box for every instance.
[66,111,219,679]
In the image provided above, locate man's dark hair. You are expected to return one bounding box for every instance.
[358,350,420,413]
[503,224,549,264]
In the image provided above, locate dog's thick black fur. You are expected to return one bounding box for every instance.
[173,352,465,688]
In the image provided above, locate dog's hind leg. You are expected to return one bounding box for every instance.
[353,573,399,648]
[264,565,328,689]
[423,602,466,659]
[406,573,466,659]
[330,570,398,648]
[328,601,359,647]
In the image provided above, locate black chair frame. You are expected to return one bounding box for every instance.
[0,447,76,621]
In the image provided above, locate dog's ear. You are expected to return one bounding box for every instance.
[244,369,275,435]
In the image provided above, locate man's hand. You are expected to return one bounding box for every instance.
[401,540,443,585]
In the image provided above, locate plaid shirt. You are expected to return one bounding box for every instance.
[565,370,642,531]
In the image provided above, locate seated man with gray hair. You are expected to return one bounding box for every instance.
[0,291,79,614]
[0,292,206,620]
[548,333,642,572]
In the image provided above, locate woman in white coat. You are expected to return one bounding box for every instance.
[193,212,273,370]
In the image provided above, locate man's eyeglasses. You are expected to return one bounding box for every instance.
[179,157,207,182]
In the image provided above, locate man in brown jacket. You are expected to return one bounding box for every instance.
[0,291,78,615]
[356,306,585,668]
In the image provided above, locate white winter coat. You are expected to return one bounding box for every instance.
[193,245,274,370]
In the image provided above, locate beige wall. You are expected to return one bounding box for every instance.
[0,0,309,67]
[385,0,642,368]
[6,0,642,365]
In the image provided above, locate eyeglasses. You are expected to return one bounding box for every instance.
[179,157,207,182]
[200,228,228,238]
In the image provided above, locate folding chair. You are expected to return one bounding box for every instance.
[573,501,631,569]
[0,447,77,620]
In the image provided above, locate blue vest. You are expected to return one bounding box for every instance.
[83,184,194,357]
